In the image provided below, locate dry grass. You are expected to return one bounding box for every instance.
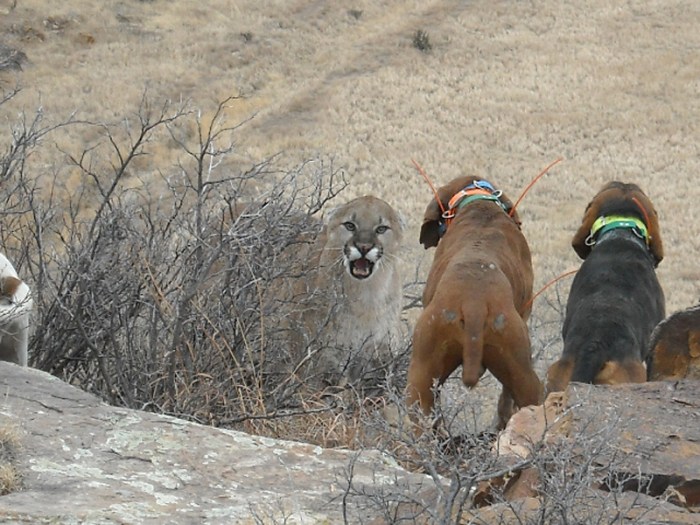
[0,422,22,495]
[1,0,697,315]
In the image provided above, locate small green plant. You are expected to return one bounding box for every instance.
[348,9,363,20]
[412,29,432,53]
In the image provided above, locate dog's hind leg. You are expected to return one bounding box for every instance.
[483,312,542,429]
[595,359,647,385]
[494,388,516,431]
[407,314,462,417]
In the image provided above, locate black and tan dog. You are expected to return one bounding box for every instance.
[407,176,543,431]
[547,181,665,392]
[647,303,700,381]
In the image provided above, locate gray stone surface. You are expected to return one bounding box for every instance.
[0,363,435,524]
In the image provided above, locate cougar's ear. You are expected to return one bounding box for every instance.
[571,199,600,260]
[322,204,341,226]
[419,198,444,249]
[394,211,407,241]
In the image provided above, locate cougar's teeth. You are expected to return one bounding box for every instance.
[350,258,373,279]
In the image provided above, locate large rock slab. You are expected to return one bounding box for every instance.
[0,363,435,523]
[491,380,700,519]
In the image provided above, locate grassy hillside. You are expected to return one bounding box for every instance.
[1,0,699,433]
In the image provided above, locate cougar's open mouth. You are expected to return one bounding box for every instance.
[349,257,375,279]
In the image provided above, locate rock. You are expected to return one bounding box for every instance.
[480,381,700,520]
[1,363,698,523]
[0,363,436,523]
[556,381,699,507]
[463,492,697,525]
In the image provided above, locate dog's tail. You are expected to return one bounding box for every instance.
[458,311,487,388]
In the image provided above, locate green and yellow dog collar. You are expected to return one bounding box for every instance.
[586,215,649,246]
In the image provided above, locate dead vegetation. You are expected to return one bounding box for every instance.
[0,422,22,496]
[0,88,360,431]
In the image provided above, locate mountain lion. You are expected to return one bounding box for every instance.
[297,195,405,391]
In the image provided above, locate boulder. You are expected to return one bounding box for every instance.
[0,363,436,523]
[1,362,697,524]
[481,380,700,521]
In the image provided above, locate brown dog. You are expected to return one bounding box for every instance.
[406,176,542,430]
[647,304,700,381]
[546,181,665,392]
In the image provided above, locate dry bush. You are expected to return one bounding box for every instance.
[0,421,22,495]
[412,29,432,53]
[1,87,413,450]
[0,89,365,430]
[337,390,670,525]
[0,43,26,72]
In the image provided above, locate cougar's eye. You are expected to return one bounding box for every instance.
[376,225,389,234]
[343,221,356,232]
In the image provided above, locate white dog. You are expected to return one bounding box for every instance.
[0,252,32,366]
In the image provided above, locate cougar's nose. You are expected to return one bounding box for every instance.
[356,242,373,256]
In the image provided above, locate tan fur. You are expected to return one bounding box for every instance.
[648,305,700,381]
[595,360,647,385]
[299,195,404,386]
[547,357,647,390]
[0,276,22,298]
[545,358,574,394]
[406,176,542,431]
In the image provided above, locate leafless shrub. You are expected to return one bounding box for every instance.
[0,89,676,523]
[1,89,355,429]
[338,386,668,524]
[0,44,26,72]
[412,29,432,53]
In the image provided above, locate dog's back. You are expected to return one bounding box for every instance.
[422,203,533,315]
[547,181,665,392]
[408,176,542,430]
[563,236,664,384]
[0,252,32,366]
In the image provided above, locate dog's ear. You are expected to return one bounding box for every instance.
[496,191,523,228]
[419,198,444,249]
[0,276,22,298]
[419,175,479,249]
[634,192,664,266]
[648,219,664,266]
[571,199,600,260]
